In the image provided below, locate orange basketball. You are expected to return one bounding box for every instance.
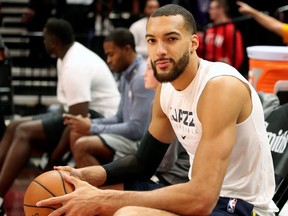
[23,170,74,216]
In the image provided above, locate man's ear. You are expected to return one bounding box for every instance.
[190,34,199,53]
[124,44,132,53]
[50,35,59,48]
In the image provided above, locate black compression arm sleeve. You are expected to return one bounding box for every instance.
[102,131,170,185]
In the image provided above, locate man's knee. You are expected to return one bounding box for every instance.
[5,116,33,134]
[74,135,103,149]
[73,136,92,153]
[14,124,32,140]
[114,206,179,216]
[14,120,42,141]
[114,206,139,216]
[6,119,25,133]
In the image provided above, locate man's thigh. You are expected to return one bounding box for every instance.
[114,206,179,216]
[19,119,46,140]
[31,111,66,153]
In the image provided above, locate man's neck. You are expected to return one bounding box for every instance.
[214,16,230,24]
[59,42,74,59]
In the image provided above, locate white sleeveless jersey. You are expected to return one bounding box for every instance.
[160,59,278,215]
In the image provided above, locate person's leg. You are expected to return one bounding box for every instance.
[0,119,47,197]
[69,130,84,151]
[114,206,179,216]
[72,135,114,167]
[69,109,104,152]
[34,111,66,171]
[0,116,32,170]
[45,127,70,171]
[47,111,104,170]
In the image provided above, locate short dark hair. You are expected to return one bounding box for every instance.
[150,4,197,34]
[44,18,74,45]
[104,28,136,52]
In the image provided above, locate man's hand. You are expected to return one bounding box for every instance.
[54,165,108,187]
[236,1,255,15]
[36,174,102,216]
[63,113,91,135]
[54,166,83,180]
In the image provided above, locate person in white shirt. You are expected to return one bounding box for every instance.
[0,18,120,215]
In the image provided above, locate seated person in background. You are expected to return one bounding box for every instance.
[197,0,244,69]
[0,18,120,215]
[63,28,155,168]
[153,139,189,188]
[37,5,277,216]
[237,1,288,44]
[129,0,160,59]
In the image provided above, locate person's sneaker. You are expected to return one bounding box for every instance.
[0,203,6,216]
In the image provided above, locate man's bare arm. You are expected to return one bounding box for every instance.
[237,1,283,36]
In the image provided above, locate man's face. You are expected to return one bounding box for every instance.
[43,28,55,55]
[209,1,222,22]
[103,41,127,73]
[146,15,192,83]
[143,57,159,90]
[144,0,159,17]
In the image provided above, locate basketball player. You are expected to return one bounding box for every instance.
[37,4,278,216]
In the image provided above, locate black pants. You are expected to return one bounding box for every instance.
[211,197,254,216]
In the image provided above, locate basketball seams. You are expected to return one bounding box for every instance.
[33,179,57,197]
[56,170,68,194]
[23,203,57,210]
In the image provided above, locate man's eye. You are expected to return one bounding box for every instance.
[147,39,155,43]
[168,37,177,41]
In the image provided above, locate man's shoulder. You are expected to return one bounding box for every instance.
[200,60,244,85]
[129,17,148,29]
[66,42,102,64]
[206,60,237,72]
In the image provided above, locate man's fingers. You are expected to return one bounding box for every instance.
[63,173,81,185]
[54,166,72,172]
[47,206,66,216]
[36,195,67,207]
[63,113,72,119]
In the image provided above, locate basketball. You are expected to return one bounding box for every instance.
[23,170,74,216]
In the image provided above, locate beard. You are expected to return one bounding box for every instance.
[151,49,190,83]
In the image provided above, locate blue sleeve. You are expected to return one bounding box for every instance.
[90,115,119,134]
[89,73,155,140]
